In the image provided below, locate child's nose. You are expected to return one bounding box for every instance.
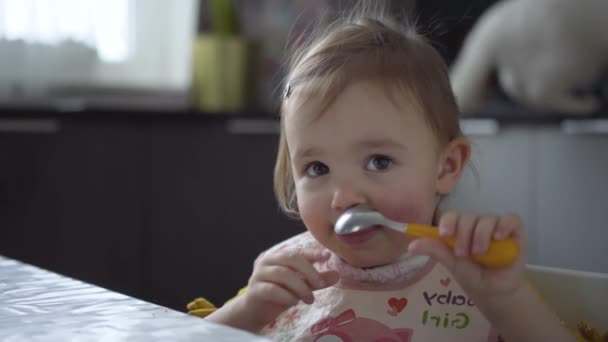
[330,184,368,213]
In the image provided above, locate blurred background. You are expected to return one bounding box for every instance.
[0,0,606,312]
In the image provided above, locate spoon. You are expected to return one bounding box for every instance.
[335,206,519,267]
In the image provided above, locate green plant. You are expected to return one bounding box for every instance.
[209,0,239,36]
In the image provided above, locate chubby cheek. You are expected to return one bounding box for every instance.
[376,186,437,225]
[296,187,330,236]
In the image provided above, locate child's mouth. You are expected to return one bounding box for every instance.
[336,225,384,245]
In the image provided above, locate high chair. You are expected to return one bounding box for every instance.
[525,264,608,339]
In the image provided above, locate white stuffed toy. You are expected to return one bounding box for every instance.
[450,0,608,116]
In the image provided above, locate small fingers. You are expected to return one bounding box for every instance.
[319,270,340,288]
[472,215,498,255]
[260,251,327,290]
[495,213,523,240]
[253,282,300,308]
[438,211,459,237]
[455,213,478,256]
[255,265,315,304]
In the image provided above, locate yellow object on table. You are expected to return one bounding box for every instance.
[187,287,247,318]
[187,297,217,318]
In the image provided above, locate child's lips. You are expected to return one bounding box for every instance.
[336,225,384,245]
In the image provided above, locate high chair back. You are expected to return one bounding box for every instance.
[525,264,608,332]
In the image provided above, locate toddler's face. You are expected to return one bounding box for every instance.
[285,81,448,268]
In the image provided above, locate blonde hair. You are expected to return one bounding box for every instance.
[274,2,463,217]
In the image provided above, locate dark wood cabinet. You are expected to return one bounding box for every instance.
[0,115,304,311]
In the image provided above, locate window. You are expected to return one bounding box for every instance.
[0,0,132,62]
[0,0,198,103]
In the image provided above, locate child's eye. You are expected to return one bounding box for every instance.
[366,155,393,171]
[305,161,329,177]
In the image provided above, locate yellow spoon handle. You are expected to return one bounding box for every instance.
[405,224,519,268]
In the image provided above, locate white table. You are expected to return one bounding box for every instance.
[0,256,270,341]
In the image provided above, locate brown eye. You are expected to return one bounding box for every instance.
[305,161,329,177]
[366,155,392,171]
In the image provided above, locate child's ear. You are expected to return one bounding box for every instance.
[436,137,471,195]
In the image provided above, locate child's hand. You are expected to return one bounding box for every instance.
[408,212,576,341]
[408,212,526,302]
[238,248,340,331]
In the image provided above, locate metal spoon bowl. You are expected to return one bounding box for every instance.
[333,206,519,268]
[335,206,403,234]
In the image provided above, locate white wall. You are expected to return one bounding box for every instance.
[445,121,608,273]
